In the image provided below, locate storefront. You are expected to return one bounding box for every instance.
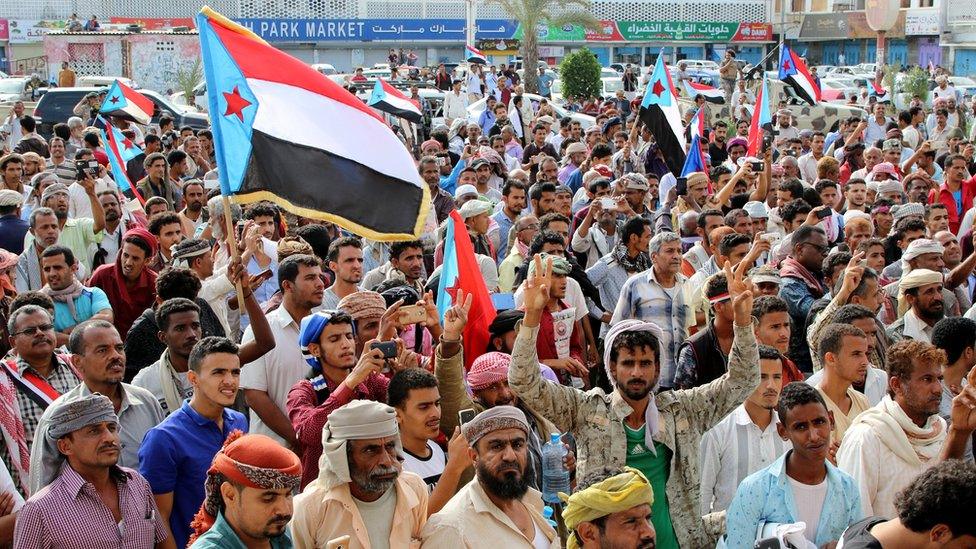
[905,9,943,66]
[799,11,907,66]
[236,18,771,72]
[0,20,8,74]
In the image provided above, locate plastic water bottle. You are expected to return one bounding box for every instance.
[542,505,558,528]
[542,433,570,504]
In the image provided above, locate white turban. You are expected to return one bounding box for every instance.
[310,400,401,492]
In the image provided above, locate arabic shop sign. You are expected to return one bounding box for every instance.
[512,20,624,42]
[8,20,65,44]
[619,21,738,41]
[235,18,517,42]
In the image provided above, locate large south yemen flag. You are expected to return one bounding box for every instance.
[196,7,429,240]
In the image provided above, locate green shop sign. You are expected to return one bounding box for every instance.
[618,21,739,41]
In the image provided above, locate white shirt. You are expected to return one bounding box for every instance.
[836,407,943,518]
[797,152,822,184]
[699,405,791,515]
[788,476,828,543]
[240,305,303,445]
[442,91,468,121]
[807,366,888,407]
[67,177,117,218]
[731,89,755,107]
[571,224,617,270]
[403,440,446,492]
[902,309,934,343]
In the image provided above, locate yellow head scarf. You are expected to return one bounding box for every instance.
[559,467,654,549]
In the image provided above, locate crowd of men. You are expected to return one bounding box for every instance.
[0,52,974,549]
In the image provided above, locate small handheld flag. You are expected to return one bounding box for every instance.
[869,79,890,103]
[437,210,496,371]
[681,109,712,192]
[368,79,423,124]
[682,81,725,104]
[466,45,487,65]
[778,44,820,106]
[196,7,430,241]
[98,117,146,204]
[747,75,772,157]
[639,53,686,176]
[99,80,154,125]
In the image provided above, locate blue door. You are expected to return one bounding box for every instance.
[823,42,840,66]
[844,42,861,65]
[589,47,610,66]
[865,41,877,64]
[956,49,976,78]
[888,39,908,67]
[737,46,762,66]
[678,46,704,60]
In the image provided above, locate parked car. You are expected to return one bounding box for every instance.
[33,87,209,138]
[169,81,208,112]
[0,77,32,103]
[550,77,624,103]
[311,63,338,76]
[466,92,595,129]
[950,76,976,102]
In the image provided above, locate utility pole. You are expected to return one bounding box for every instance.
[465,0,476,47]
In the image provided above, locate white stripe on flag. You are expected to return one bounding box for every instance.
[248,78,422,188]
[379,92,421,117]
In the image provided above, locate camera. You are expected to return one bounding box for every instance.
[75,159,99,180]
[160,131,176,149]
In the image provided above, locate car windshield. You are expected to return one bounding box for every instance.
[0,80,25,94]
[950,77,975,86]
[603,79,623,93]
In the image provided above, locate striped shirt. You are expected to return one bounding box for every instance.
[699,405,791,516]
[585,255,634,335]
[14,465,168,548]
[611,268,693,389]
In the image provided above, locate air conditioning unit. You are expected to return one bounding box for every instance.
[127,24,142,32]
[172,26,190,32]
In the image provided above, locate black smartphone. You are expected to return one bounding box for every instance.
[458,408,477,425]
[816,207,832,220]
[370,341,398,359]
[675,176,688,196]
[750,161,764,172]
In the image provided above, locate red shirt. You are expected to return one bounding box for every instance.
[286,373,389,489]
[89,263,157,337]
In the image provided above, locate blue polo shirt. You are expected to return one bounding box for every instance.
[52,286,111,332]
[0,214,29,255]
[139,400,248,549]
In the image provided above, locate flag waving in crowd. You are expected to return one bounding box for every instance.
[466,44,487,65]
[437,210,495,371]
[639,53,685,176]
[99,79,154,125]
[368,78,424,123]
[196,7,430,240]
[747,73,772,157]
[98,116,144,201]
[778,43,821,105]
[870,78,891,103]
[682,80,725,104]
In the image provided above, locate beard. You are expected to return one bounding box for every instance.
[476,459,528,500]
[618,378,653,401]
[351,464,399,494]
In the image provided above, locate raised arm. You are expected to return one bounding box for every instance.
[508,255,585,433]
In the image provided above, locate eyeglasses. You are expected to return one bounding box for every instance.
[518,223,540,232]
[803,242,829,255]
[13,324,54,337]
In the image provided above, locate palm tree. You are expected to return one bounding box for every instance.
[488,0,600,94]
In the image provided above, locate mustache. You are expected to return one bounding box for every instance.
[99,442,121,452]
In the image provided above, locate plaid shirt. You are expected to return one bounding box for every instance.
[0,354,80,488]
[585,255,634,335]
[14,465,168,548]
[611,268,693,389]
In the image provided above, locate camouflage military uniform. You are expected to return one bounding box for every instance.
[508,321,760,548]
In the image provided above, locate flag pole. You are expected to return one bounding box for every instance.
[220,194,247,313]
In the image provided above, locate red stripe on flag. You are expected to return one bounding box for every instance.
[446,210,496,371]
[119,81,155,116]
[747,82,765,157]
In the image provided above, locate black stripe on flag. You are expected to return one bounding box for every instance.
[785,76,817,106]
[240,129,426,235]
[373,100,423,124]
[639,104,687,177]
